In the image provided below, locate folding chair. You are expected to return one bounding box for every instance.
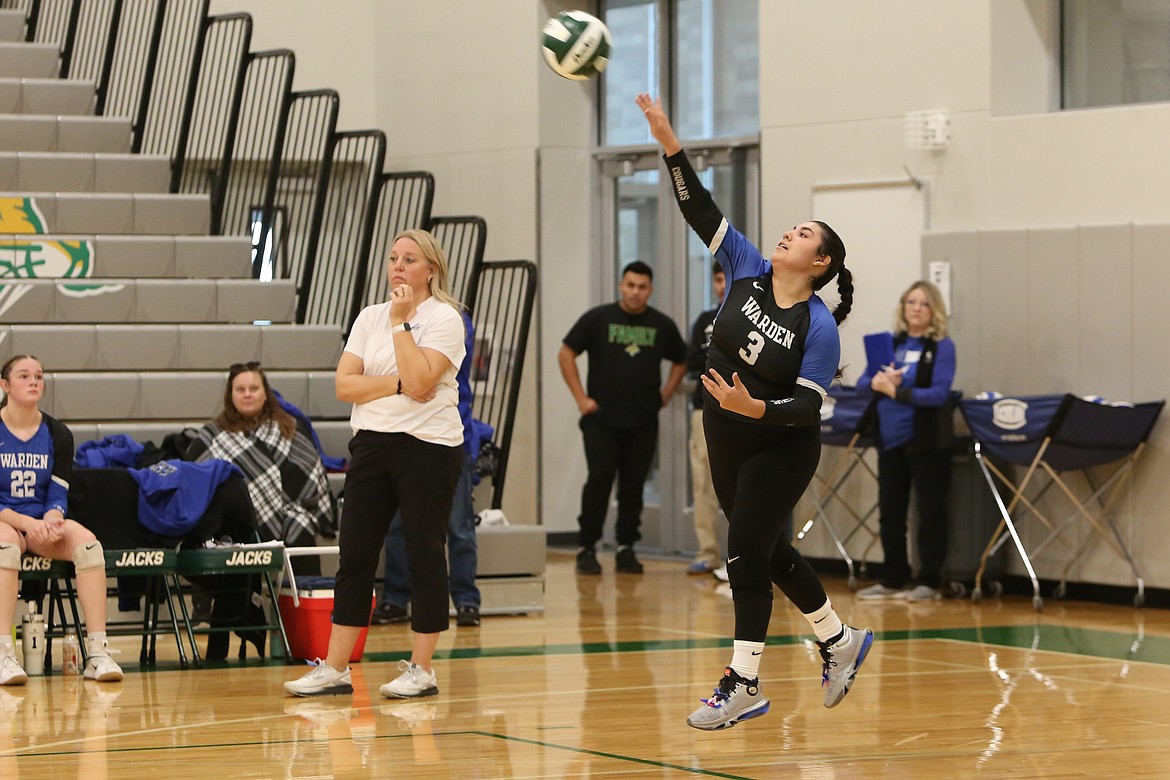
[795,386,880,589]
[176,541,291,665]
[959,394,1164,610]
[103,548,191,668]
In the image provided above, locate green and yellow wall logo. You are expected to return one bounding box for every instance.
[0,197,119,299]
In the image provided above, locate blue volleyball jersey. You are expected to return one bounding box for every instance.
[663,148,840,425]
[0,416,70,518]
[707,222,841,403]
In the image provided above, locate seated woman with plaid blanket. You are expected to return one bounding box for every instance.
[188,362,336,574]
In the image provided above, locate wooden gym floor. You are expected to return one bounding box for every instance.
[3,549,1170,778]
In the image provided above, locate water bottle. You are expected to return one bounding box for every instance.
[62,633,81,675]
[21,602,46,677]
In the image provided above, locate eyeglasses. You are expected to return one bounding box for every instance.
[229,361,261,376]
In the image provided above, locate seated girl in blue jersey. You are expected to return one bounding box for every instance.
[855,281,957,602]
[637,93,874,730]
[0,355,123,685]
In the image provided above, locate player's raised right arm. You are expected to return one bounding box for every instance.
[635,93,724,248]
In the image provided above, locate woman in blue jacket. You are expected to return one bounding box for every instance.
[856,281,957,602]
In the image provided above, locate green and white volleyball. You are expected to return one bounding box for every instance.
[541,11,611,81]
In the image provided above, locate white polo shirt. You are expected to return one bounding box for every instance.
[343,296,466,447]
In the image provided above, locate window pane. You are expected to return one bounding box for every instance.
[602,0,659,145]
[673,0,759,138]
[616,168,660,276]
[1063,0,1170,108]
[615,167,662,504]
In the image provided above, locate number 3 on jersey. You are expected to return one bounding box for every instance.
[739,331,765,366]
[10,470,34,499]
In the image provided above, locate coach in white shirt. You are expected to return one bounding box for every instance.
[284,228,466,701]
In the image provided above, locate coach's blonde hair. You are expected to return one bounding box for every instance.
[893,280,948,340]
[392,229,463,311]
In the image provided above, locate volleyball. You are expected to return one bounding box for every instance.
[541,10,611,81]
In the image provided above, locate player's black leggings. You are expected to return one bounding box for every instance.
[703,404,827,642]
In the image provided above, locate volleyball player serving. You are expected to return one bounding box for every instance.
[635,93,873,730]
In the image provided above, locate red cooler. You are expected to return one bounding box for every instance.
[278,588,376,663]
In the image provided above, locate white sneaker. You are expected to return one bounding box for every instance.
[712,566,729,582]
[284,660,354,697]
[686,667,770,730]
[81,637,123,682]
[83,653,124,682]
[856,583,904,600]
[379,660,439,699]
[817,626,874,708]
[0,654,28,686]
[902,585,940,602]
[82,637,124,682]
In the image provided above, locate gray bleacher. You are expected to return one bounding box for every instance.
[0,14,349,460]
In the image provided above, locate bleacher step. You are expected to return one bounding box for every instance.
[0,78,96,115]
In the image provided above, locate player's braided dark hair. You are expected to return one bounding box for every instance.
[809,220,852,324]
[833,265,854,325]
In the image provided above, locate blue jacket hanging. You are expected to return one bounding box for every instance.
[128,459,242,537]
[75,434,144,469]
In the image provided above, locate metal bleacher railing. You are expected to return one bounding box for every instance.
[470,260,537,510]
[3,0,491,333]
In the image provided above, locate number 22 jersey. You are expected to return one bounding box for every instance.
[0,413,73,518]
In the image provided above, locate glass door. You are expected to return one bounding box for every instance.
[599,150,758,556]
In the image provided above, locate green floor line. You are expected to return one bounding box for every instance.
[123,623,1167,674]
[356,624,1169,667]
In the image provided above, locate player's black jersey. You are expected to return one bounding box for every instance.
[708,272,816,403]
[663,148,840,426]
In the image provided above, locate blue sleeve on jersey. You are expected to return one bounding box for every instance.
[45,477,67,517]
[908,337,956,407]
[712,223,770,291]
[797,296,841,395]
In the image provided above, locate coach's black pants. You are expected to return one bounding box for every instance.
[876,445,952,589]
[576,415,658,549]
[334,430,462,634]
[703,406,826,642]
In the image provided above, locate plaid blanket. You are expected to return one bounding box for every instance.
[191,420,335,545]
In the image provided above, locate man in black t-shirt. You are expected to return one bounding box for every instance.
[558,261,687,574]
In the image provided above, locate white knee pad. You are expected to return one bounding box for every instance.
[72,540,105,571]
[0,542,19,570]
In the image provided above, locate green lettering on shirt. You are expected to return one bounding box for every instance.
[607,323,658,349]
